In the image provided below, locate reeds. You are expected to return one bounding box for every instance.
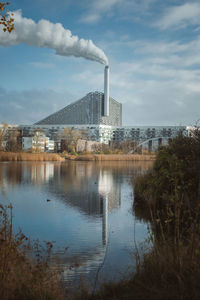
[0,204,65,300]
[0,151,65,161]
[74,154,155,161]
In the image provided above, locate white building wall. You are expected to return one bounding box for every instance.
[20,124,188,147]
[22,137,33,150]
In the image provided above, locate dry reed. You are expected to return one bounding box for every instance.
[74,154,155,161]
[0,152,65,162]
[0,204,65,300]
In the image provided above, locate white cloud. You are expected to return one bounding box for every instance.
[80,0,158,24]
[80,14,101,24]
[0,88,75,124]
[155,2,200,30]
[93,0,120,12]
[80,0,120,24]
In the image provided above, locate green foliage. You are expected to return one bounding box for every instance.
[71,150,78,156]
[134,130,200,252]
[134,132,200,221]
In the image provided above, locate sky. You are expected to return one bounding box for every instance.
[0,0,200,126]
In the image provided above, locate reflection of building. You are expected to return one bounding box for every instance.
[48,163,121,218]
[31,164,54,183]
[46,163,121,245]
[0,163,56,193]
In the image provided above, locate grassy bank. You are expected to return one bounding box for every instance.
[66,154,155,161]
[0,152,65,161]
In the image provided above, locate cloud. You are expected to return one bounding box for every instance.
[80,0,158,24]
[80,14,101,24]
[80,0,120,24]
[155,2,200,30]
[0,88,75,124]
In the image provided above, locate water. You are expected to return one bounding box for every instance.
[0,161,152,288]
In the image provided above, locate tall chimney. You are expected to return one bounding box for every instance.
[104,65,109,116]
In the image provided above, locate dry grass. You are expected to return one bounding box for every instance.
[0,152,65,162]
[82,241,200,300]
[74,154,156,161]
[0,204,65,300]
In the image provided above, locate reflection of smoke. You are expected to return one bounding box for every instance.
[98,170,113,196]
[0,10,108,65]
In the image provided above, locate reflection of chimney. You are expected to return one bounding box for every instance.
[104,65,109,116]
[102,195,108,246]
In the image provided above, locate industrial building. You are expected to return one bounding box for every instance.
[0,65,189,151]
[36,92,122,127]
[31,65,186,147]
[36,66,122,127]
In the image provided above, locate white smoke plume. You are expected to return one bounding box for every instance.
[0,10,108,65]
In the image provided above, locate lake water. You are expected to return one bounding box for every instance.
[0,161,152,288]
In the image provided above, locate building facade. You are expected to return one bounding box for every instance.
[22,131,55,152]
[36,92,122,127]
[19,124,187,146]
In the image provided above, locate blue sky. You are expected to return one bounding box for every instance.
[0,0,200,125]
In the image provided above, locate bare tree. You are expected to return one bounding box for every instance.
[32,130,46,153]
[6,127,21,152]
[0,123,8,151]
[61,127,88,153]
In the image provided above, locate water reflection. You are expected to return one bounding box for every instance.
[0,161,152,285]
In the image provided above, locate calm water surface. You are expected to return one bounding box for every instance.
[0,161,152,287]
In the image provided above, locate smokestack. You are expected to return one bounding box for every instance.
[104,65,109,116]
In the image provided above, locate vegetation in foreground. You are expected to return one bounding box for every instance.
[132,132,200,299]
[0,204,65,300]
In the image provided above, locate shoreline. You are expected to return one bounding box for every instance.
[0,152,65,162]
[0,152,156,162]
[66,154,156,161]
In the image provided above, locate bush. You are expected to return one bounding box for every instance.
[134,132,200,233]
[132,131,200,299]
